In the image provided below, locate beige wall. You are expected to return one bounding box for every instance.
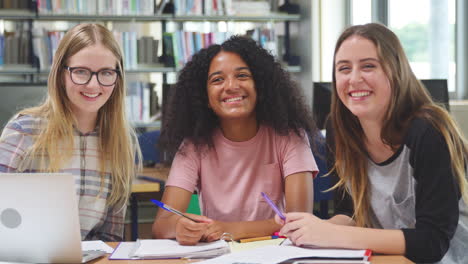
[450,101,468,137]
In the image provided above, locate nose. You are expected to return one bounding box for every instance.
[225,77,240,92]
[87,73,100,87]
[349,68,363,86]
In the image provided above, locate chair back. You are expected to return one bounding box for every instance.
[138,130,161,166]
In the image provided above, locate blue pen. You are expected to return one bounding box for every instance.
[150,199,201,223]
[261,192,286,220]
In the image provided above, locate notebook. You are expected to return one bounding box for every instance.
[110,239,230,259]
[197,242,372,264]
[0,173,107,263]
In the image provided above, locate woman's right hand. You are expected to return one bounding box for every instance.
[175,214,213,245]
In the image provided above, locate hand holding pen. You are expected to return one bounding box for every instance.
[151,199,213,245]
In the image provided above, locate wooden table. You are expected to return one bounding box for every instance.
[93,243,414,264]
[129,167,170,240]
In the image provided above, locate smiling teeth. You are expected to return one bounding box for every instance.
[351,91,370,97]
[225,97,243,102]
[82,92,99,98]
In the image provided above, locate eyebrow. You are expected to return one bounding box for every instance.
[207,66,250,80]
[335,58,379,65]
[68,65,117,71]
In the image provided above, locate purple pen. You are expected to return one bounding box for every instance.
[261,192,286,220]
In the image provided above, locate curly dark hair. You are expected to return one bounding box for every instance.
[159,35,317,159]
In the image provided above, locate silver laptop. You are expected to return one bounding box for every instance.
[0,173,106,263]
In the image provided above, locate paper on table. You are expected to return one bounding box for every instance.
[81,240,114,253]
[197,245,369,264]
[109,242,137,260]
[133,239,229,258]
[109,239,230,260]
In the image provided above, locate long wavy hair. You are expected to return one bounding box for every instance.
[330,23,468,227]
[18,23,141,207]
[160,35,317,159]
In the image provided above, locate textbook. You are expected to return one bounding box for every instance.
[109,239,230,260]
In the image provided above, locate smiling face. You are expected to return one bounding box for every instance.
[64,44,118,121]
[334,36,392,123]
[206,51,257,124]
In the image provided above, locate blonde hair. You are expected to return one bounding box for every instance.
[330,23,468,227]
[19,23,142,207]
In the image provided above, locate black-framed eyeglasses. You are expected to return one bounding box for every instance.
[64,66,120,86]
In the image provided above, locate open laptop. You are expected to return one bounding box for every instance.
[0,173,107,263]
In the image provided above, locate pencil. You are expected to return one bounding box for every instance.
[239,235,279,243]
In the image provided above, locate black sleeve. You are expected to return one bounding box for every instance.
[326,121,354,218]
[402,120,461,263]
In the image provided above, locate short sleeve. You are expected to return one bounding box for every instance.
[165,141,201,192]
[281,130,318,178]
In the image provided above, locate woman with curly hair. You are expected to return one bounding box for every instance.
[152,35,319,244]
[276,23,468,263]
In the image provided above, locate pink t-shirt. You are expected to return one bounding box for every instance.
[166,125,318,222]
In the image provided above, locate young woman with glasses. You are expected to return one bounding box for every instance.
[0,23,141,241]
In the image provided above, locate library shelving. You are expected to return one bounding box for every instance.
[0,0,304,127]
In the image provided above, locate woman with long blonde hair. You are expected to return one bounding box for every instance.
[276,23,468,263]
[0,23,141,241]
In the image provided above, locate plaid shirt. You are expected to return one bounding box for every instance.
[0,114,125,241]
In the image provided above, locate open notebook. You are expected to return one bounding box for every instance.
[197,239,371,264]
[109,239,230,259]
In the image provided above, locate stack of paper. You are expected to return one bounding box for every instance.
[110,239,230,260]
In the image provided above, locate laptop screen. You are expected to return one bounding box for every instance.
[0,173,83,263]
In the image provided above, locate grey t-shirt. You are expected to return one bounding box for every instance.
[330,118,468,264]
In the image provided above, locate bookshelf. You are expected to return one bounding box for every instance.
[0,0,305,127]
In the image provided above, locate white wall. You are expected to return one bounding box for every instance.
[450,101,468,137]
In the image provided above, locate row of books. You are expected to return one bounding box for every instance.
[31,28,160,70]
[163,31,231,68]
[173,0,271,16]
[162,27,277,68]
[0,0,33,9]
[126,81,160,123]
[0,22,32,66]
[0,32,31,65]
[113,32,160,69]
[34,0,271,16]
[37,0,155,15]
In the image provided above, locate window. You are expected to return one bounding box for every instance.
[388,0,456,93]
[351,0,372,25]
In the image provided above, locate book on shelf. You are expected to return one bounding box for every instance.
[231,0,270,15]
[109,239,230,260]
[31,27,65,69]
[0,22,32,66]
[0,0,33,9]
[162,30,233,68]
[172,0,234,15]
[126,81,156,123]
[137,36,159,64]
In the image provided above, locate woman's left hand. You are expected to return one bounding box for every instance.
[279,212,336,247]
[201,220,226,242]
